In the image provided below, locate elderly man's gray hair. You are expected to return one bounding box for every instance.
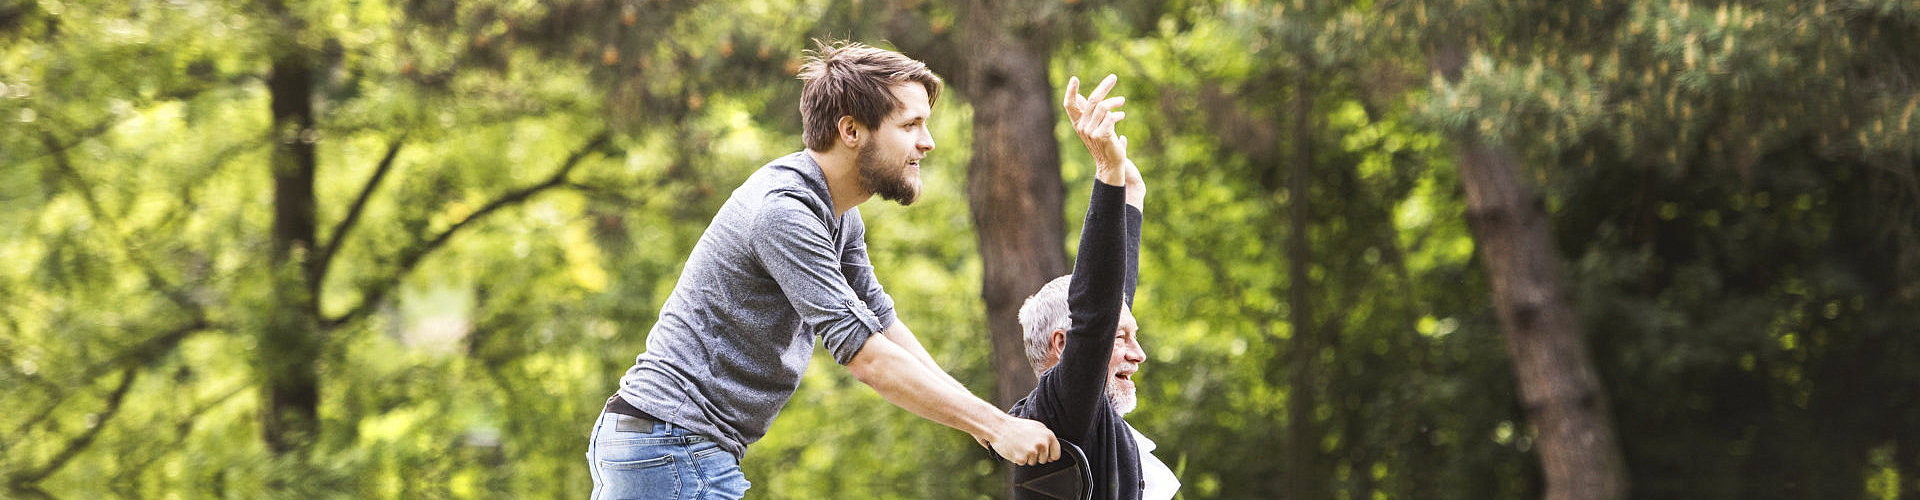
[1017,275,1076,377]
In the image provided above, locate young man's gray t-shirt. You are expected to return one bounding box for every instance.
[617,151,898,459]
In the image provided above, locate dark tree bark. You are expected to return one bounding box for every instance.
[1417,34,1628,498]
[888,2,1067,408]
[959,38,1067,407]
[1456,141,1627,500]
[262,48,322,456]
[1284,70,1322,500]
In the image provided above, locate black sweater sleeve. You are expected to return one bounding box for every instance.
[1032,181,1132,442]
[1124,205,1141,307]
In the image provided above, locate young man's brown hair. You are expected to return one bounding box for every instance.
[797,40,943,152]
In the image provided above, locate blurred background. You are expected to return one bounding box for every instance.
[3,0,1918,498]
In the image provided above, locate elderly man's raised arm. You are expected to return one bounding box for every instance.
[1026,74,1138,441]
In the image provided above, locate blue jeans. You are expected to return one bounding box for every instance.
[586,412,750,500]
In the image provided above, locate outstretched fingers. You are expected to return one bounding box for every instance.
[1061,73,1132,177]
[1098,112,1126,144]
[1063,74,1121,131]
[1085,74,1118,112]
[1085,94,1125,134]
[1062,76,1084,123]
[1092,98,1126,137]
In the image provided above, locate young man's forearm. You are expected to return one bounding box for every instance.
[850,332,1006,436]
[880,322,971,394]
[847,331,1058,464]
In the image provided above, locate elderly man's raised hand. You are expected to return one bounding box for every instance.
[1063,74,1130,187]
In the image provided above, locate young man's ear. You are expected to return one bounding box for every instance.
[836,115,863,149]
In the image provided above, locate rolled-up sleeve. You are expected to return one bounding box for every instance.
[752,192,884,365]
[838,209,898,334]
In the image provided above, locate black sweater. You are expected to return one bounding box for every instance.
[1010,181,1144,500]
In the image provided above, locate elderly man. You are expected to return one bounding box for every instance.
[1008,74,1181,500]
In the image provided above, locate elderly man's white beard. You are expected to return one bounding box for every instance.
[1110,387,1137,415]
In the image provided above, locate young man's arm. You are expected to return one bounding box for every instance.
[880,321,973,393]
[836,210,993,445]
[753,192,1058,465]
[834,213,973,395]
[878,321,994,447]
[846,332,1060,465]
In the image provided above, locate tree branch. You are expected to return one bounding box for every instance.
[37,131,207,314]
[324,131,613,329]
[4,379,67,451]
[562,180,651,206]
[16,82,231,167]
[6,319,213,448]
[1117,51,1285,168]
[110,383,251,486]
[316,138,406,285]
[79,319,213,384]
[12,129,237,448]
[8,367,139,486]
[3,485,53,500]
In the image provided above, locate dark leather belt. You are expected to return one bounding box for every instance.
[604,395,665,432]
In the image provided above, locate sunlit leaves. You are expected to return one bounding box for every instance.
[7,0,1919,498]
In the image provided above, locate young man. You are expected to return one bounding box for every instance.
[586,41,1059,499]
[1009,74,1181,500]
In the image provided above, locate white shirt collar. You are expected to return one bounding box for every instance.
[1128,422,1181,500]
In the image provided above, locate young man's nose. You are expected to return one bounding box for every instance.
[917,129,935,152]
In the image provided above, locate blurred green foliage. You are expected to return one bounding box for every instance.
[2,0,1917,499]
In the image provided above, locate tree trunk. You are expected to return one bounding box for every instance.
[960,33,1067,407]
[881,0,1064,409]
[1899,427,1920,496]
[262,50,322,456]
[1456,141,1627,500]
[1284,72,1322,500]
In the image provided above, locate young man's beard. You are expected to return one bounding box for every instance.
[857,142,920,206]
